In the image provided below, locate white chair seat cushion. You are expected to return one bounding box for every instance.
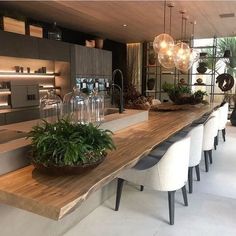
[118,137,191,192]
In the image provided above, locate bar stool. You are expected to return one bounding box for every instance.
[115,136,191,225]
[218,102,229,142]
[202,116,217,172]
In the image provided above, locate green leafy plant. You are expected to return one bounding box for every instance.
[162,82,207,104]
[193,90,208,97]
[27,119,116,167]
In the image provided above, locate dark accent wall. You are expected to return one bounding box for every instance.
[0,7,127,80]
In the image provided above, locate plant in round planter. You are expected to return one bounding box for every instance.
[162,82,207,105]
[192,90,208,104]
[27,119,116,175]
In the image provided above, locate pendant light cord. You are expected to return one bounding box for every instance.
[181,13,184,40]
[164,0,166,33]
[169,4,172,35]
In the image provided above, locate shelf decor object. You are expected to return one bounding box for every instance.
[28,24,43,38]
[48,22,62,41]
[27,119,116,175]
[2,16,25,35]
[0,72,59,78]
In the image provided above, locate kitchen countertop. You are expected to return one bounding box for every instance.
[0,103,218,220]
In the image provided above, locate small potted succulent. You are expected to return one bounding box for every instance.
[27,119,116,175]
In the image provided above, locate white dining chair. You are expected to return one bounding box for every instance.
[187,124,204,193]
[218,102,229,142]
[202,116,217,172]
[209,109,220,150]
[160,124,204,193]
[115,136,191,225]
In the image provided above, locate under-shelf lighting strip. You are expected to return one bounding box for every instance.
[0,71,56,78]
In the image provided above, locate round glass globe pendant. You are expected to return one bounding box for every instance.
[173,42,191,70]
[158,44,175,69]
[153,33,174,54]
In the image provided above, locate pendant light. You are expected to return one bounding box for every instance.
[173,11,191,72]
[153,0,174,55]
[189,21,200,63]
[158,2,176,69]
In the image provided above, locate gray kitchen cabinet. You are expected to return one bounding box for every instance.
[0,30,39,58]
[38,38,70,62]
[5,108,40,125]
[103,50,112,76]
[73,45,112,77]
[0,114,5,126]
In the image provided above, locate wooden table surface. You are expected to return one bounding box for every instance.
[0,103,217,220]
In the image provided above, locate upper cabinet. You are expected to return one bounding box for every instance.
[73,45,112,76]
[38,39,70,62]
[0,30,71,62]
[0,30,39,59]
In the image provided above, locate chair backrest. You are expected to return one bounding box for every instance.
[210,109,220,136]
[203,116,217,151]
[146,136,190,191]
[188,124,204,167]
[218,103,229,130]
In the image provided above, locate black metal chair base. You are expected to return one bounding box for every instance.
[115,178,188,226]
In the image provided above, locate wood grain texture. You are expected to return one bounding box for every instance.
[0,1,236,42]
[0,104,218,220]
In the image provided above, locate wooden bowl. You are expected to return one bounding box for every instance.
[31,155,106,176]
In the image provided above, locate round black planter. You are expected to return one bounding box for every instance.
[230,109,236,126]
[147,79,155,90]
[197,64,207,74]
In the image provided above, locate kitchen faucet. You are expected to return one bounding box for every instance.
[111,69,124,113]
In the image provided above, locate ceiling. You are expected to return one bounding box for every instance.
[0,1,236,43]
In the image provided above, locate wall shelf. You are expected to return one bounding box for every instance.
[0,72,60,78]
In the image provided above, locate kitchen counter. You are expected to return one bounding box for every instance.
[0,103,218,220]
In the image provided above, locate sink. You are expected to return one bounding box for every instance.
[104,108,119,116]
[0,129,27,144]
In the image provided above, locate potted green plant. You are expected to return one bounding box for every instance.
[27,119,116,175]
[162,82,207,105]
[192,90,208,104]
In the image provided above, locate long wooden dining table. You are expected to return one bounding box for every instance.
[0,103,218,220]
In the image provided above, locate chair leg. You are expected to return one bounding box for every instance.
[188,167,193,193]
[216,133,219,146]
[209,150,213,164]
[181,185,188,206]
[204,151,209,172]
[195,164,200,181]
[222,128,226,142]
[140,185,144,191]
[168,191,176,225]
[214,136,217,150]
[115,178,125,211]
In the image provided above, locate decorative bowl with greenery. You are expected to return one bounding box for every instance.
[27,119,116,175]
[162,82,207,105]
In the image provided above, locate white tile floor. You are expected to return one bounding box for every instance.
[65,123,236,236]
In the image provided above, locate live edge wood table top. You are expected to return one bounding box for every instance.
[0,103,218,220]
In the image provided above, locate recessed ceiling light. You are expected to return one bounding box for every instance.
[219,13,235,18]
[123,24,128,27]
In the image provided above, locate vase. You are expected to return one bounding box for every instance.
[230,109,236,126]
[148,53,156,65]
[197,63,207,74]
[147,78,155,90]
[95,38,104,49]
